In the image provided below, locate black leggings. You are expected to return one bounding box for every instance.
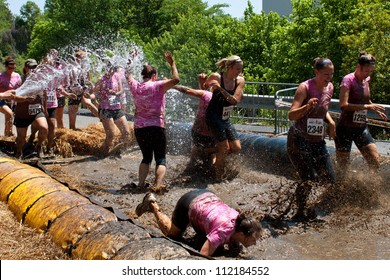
[135,126,167,166]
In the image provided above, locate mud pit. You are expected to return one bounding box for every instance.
[37,128,390,260]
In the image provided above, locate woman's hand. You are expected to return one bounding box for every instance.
[327,121,336,139]
[307,98,318,110]
[164,51,174,65]
[365,103,388,121]
[0,90,15,100]
[197,73,208,90]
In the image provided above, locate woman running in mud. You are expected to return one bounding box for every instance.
[127,51,179,190]
[335,52,388,179]
[204,55,245,182]
[13,59,48,158]
[0,56,22,137]
[135,189,262,257]
[173,73,216,167]
[93,62,130,156]
[287,57,336,219]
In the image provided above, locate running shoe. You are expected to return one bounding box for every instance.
[135,192,157,216]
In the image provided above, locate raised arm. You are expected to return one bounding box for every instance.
[162,51,180,92]
[173,85,205,99]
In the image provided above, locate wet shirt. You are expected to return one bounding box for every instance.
[98,73,122,110]
[14,95,43,119]
[192,91,213,137]
[128,79,166,129]
[46,65,67,109]
[293,78,333,142]
[338,73,371,128]
[206,74,237,122]
[189,192,239,249]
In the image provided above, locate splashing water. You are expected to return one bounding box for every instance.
[15,40,145,98]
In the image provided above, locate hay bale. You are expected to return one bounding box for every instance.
[54,123,136,158]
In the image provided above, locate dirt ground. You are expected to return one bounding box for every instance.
[1,124,390,260]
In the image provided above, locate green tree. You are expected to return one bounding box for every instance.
[14,1,42,54]
[0,0,15,57]
[337,0,390,103]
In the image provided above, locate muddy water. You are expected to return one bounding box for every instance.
[44,148,390,260]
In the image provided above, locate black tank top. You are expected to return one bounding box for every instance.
[206,73,237,121]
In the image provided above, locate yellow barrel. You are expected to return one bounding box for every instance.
[24,190,92,233]
[0,157,17,163]
[7,178,69,222]
[72,221,151,260]
[48,204,117,251]
[0,160,28,181]
[0,168,49,201]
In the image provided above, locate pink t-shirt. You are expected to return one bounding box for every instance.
[46,65,66,109]
[189,192,239,249]
[0,72,22,92]
[46,79,59,109]
[192,91,213,137]
[128,78,166,128]
[294,78,333,142]
[339,72,371,128]
[98,73,122,110]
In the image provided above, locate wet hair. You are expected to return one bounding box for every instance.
[215,55,243,72]
[235,213,262,237]
[313,57,333,70]
[141,64,157,80]
[358,51,376,66]
[4,56,15,66]
[75,50,86,59]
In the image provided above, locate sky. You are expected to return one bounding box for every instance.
[8,0,263,19]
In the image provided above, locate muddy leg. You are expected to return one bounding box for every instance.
[150,201,182,237]
[293,181,313,219]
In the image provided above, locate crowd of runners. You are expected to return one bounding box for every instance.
[0,49,387,257]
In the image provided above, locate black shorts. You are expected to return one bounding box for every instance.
[207,118,238,142]
[135,126,167,166]
[14,112,45,128]
[191,130,216,149]
[172,189,211,232]
[57,96,66,108]
[335,124,375,152]
[287,126,335,182]
[99,108,125,121]
[68,95,83,106]
[47,108,56,119]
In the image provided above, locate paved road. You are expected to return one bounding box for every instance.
[0,110,99,135]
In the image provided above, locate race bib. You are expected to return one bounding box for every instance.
[108,95,121,106]
[47,92,55,102]
[222,105,234,120]
[307,118,324,136]
[353,110,367,124]
[28,104,42,115]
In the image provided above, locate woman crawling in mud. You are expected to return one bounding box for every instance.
[135,189,262,257]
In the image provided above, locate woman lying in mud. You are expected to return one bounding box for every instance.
[135,189,262,257]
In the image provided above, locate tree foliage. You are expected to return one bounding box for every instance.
[0,0,15,57]
[14,1,42,54]
[1,0,388,103]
